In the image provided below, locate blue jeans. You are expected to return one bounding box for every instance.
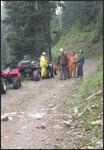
[59,64,67,80]
[77,64,83,77]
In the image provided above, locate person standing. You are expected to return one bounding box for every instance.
[71,51,77,78]
[40,52,48,79]
[75,49,78,60]
[76,50,85,79]
[75,49,78,77]
[57,48,67,80]
[65,50,72,79]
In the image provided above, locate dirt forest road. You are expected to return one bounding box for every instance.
[1,60,97,149]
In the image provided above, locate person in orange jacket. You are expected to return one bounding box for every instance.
[71,51,77,78]
[75,48,78,60]
[65,49,72,79]
[52,63,57,75]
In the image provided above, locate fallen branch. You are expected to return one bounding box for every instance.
[84,90,102,101]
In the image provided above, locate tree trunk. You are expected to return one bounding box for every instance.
[48,22,52,61]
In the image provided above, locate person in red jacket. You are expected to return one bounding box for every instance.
[17,62,22,69]
[53,63,57,75]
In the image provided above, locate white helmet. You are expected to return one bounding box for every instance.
[60,48,64,52]
[42,52,46,55]
[79,50,83,53]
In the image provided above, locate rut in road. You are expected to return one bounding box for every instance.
[1,60,97,149]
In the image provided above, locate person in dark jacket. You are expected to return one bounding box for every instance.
[76,50,85,79]
[57,48,68,80]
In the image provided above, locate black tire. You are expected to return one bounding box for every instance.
[51,68,54,78]
[47,72,51,79]
[1,79,7,94]
[47,65,54,78]
[19,80,22,87]
[32,69,40,81]
[54,69,57,75]
[12,77,20,89]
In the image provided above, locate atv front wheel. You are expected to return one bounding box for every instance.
[1,79,7,94]
[19,80,22,87]
[12,77,20,89]
[32,69,40,81]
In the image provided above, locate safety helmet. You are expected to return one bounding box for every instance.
[42,52,46,55]
[60,48,64,52]
[79,50,83,53]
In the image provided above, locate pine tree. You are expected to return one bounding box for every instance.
[2,1,56,61]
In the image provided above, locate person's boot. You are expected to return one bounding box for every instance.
[64,75,67,80]
[79,76,83,80]
[60,78,63,80]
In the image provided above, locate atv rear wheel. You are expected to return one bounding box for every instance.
[1,79,7,94]
[46,66,54,79]
[12,77,20,89]
[32,69,40,81]
[19,80,22,87]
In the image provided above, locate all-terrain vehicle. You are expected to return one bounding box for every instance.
[18,55,57,81]
[18,55,41,81]
[1,64,22,90]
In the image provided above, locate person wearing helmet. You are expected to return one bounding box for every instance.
[60,48,64,53]
[57,48,67,80]
[40,51,48,79]
[76,50,85,79]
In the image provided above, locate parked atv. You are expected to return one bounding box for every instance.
[18,55,57,81]
[1,66,22,89]
[18,60,41,81]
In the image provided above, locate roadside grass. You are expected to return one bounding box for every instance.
[59,60,103,148]
[73,59,103,102]
[60,59,103,111]
[82,137,96,147]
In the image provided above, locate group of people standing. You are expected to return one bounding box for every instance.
[57,48,85,80]
[39,48,85,80]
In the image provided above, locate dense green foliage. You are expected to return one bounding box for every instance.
[52,16,103,62]
[1,5,14,64]
[74,61,103,100]
[50,14,62,46]
[2,1,56,62]
[61,1,103,31]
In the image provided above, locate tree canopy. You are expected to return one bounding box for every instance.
[2,1,57,62]
[61,1,103,31]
